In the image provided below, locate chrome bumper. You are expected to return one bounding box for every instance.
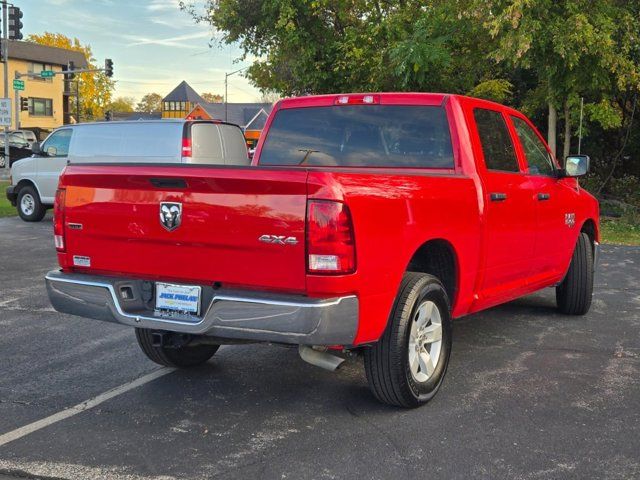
[45,270,358,346]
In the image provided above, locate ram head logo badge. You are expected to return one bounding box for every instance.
[160,202,182,231]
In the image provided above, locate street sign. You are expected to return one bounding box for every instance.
[40,70,55,78]
[12,79,24,90]
[0,99,12,126]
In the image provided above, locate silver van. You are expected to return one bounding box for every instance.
[5,120,249,221]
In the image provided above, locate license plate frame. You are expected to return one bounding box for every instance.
[155,282,202,316]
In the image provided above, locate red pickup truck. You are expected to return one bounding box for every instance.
[46,93,599,407]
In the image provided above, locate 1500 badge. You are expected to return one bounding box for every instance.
[565,213,576,228]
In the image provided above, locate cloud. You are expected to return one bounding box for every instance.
[146,0,180,12]
[124,31,212,49]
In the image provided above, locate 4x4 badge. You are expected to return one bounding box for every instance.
[160,202,182,231]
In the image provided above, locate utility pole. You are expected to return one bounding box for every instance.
[3,0,9,165]
[13,74,18,129]
[224,67,247,122]
[76,80,80,123]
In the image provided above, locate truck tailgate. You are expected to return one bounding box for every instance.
[60,164,308,293]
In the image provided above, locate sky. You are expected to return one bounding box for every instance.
[20,0,262,104]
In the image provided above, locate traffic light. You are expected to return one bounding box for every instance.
[8,7,23,40]
[104,110,112,121]
[20,97,29,112]
[104,58,113,77]
[66,61,75,80]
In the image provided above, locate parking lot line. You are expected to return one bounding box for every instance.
[0,368,174,448]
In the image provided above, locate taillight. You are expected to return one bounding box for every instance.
[181,137,192,161]
[306,200,356,274]
[334,94,380,105]
[53,188,66,252]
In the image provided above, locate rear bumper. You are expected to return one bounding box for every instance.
[45,270,359,346]
[5,185,17,206]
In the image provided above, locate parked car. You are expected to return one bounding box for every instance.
[7,129,38,147]
[45,93,599,407]
[0,130,39,168]
[0,145,33,168]
[5,119,249,221]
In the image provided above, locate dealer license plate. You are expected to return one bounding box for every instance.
[155,282,201,315]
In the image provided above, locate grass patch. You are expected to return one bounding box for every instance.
[600,217,640,246]
[0,181,16,218]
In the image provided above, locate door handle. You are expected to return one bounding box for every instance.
[490,192,507,202]
[537,193,550,201]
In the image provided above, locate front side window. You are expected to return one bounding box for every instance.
[511,116,556,176]
[29,98,53,116]
[259,105,454,168]
[473,108,519,172]
[42,129,72,157]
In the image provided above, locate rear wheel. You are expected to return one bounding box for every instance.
[135,328,219,368]
[364,273,452,408]
[556,232,594,315]
[17,185,46,222]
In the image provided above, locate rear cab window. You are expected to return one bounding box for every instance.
[259,105,454,168]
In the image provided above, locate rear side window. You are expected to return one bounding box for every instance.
[72,123,181,161]
[259,105,454,168]
[473,109,519,172]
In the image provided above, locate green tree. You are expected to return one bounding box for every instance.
[136,93,163,112]
[27,32,115,121]
[107,96,135,113]
[475,0,640,157]
[201,92,223,103]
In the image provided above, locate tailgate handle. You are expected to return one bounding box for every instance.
[537,192,551,201]
[490,192,507,202]
[150,178,187,189]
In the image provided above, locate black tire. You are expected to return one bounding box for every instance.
[135,328,219,368]
[17,185,46,222]
[364,273,452,408]
[556,232,594,315]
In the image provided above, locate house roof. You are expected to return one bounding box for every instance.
[163,80,206,103]
[9,40,88,67]
[199,102,273,130]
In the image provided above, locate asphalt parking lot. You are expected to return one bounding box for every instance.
[0,214,639,480]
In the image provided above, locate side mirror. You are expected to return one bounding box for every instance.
[31,142,42,154]
[46,146,57,157]
[563,155,589,177]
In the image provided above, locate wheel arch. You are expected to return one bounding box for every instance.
[405,239,459,307]
[15,178,42,200]
[580,218,599,249]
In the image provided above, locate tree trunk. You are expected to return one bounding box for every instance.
[563,99,571,158]
[548,101,557,158]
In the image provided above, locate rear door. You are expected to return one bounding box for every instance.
[509,114,578,281]
[37,128,73,203]
[219,124,249,165]
[190,123,224,164]
[470,107,536,302]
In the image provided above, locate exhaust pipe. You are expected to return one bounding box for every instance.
[299,345,345,371]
